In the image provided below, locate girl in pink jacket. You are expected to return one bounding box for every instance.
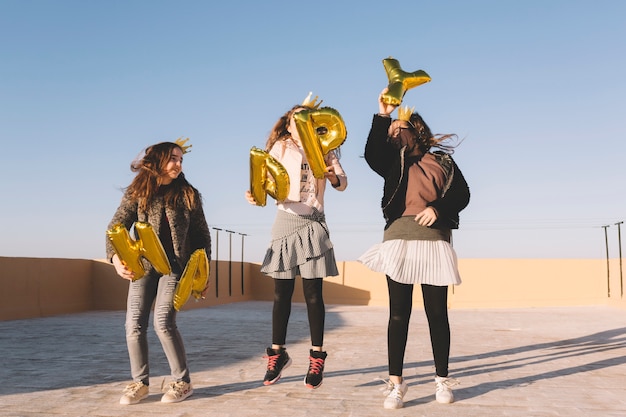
[246,103,347,390]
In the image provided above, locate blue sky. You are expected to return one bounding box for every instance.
[1,0,625,263]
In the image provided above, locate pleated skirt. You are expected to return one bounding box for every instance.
[358,216,462,286]
[260,209,339,279]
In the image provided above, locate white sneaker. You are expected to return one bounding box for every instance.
[119,381,149,405]
[435,376,459,404]
[161,380,193,403]
[383,380,408,409]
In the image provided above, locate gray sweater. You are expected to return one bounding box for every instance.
[106,188,212,274]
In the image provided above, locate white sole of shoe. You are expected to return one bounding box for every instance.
[263,358,292,385]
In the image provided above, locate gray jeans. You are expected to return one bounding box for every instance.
[125,269,190,385]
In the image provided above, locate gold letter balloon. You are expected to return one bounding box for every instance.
[106,222,172,280]
[249,147,290,206]
[293,107,347,179]
[381,57,431,106]
[173,248,209,311]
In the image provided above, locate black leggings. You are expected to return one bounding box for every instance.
[387,276,450,377]
[272,278,325,347]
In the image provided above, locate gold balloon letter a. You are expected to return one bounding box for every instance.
[173,248,209,311]
[381,57,431,106]
[106,222,172,280]
[293,107,347,179]
[249,147,290,207]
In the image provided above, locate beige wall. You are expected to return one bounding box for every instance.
[453,259,609,308]
[1,256,625,321]
[1,257,93,320]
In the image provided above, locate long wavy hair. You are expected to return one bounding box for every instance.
[407,112,458,155]
[125,141,198,212]
[264,105,303,151]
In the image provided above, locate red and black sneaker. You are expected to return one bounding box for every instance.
[304,350,327,389]
[263,347,292,385]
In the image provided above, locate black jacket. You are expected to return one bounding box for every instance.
[364,114,470,230]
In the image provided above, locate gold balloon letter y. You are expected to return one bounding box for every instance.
[381,57,431,106]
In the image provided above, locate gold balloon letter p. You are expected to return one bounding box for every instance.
[106,222,172,280]
[293,107,347,179]
[381,57,431,106]
[249,147,290,207]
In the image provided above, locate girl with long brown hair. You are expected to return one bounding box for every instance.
[245,102,347,389]
[107,140,211,405]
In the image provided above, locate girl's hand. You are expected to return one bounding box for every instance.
[414,207,438,227]
[244,190,257,205]
[200,284,210,300]
[378,87,398,116]
[112,254,135,281]
[324,166,340,187]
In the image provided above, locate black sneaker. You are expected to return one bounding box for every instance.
[304,350,327,389]
[263,347,292,385]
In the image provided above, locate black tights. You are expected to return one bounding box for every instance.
[272,278,325,347]
[387,276,450,377]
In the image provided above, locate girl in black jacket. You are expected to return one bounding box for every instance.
[359,88,470,409]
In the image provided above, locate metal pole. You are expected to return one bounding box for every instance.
[226,230,235,296]
[615,221,623,298]
[238,233,247,295]
[602,225,610,297]
[212,227,222,298]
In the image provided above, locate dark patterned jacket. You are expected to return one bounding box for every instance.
[106,187,211,273]
[364,114,470,230]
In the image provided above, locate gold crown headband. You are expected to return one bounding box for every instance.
[174,137,192,154]
[397,106,415,122]
[301,91,323,109]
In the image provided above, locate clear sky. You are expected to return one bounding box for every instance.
[1,0,625,263]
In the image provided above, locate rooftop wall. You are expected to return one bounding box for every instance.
[1,256,624,321]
